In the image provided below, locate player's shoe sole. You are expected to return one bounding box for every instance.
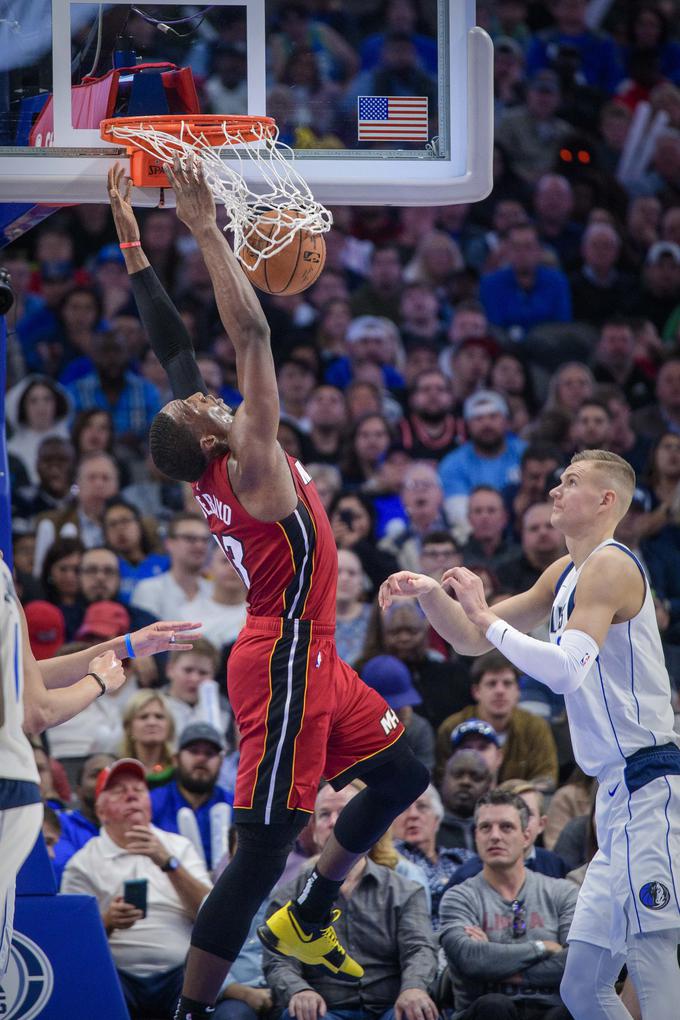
[257,902,363,984]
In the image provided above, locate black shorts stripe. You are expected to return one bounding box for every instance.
[280,501,316,618]
[250,622,312,823]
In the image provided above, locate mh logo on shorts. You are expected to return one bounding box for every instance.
[380,708,400,735]
[639,881,671,910]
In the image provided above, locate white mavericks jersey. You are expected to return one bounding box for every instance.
[549,539,679,778]
[0,559,39,784]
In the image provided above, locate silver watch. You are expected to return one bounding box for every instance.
[534,940,547,957]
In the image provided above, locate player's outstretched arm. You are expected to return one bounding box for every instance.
[446,553,634,694]
[38,620,202,689]
[164,156,281,467]
[378,564,562,657]
[107,163,207,399]
[18,600,127,733]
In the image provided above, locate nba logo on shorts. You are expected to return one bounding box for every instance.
[0,932,54,1018]
[639,881,671,910]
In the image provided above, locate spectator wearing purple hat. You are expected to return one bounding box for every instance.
[361,654,435,774]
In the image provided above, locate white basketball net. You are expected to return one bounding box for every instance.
[107,118,332,268]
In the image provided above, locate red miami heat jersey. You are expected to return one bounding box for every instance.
[192,453,337,625]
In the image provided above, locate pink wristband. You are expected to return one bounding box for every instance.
[119,241,141,249]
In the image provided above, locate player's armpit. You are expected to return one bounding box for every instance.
[566,550,645,647]
[490,555,570,634]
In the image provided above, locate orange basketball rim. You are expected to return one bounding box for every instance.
[100,114,277,188]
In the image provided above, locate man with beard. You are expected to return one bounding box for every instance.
[497,503,566,593]
[439,391,527,535]
[151,722,233,875]
[398,369,461,461]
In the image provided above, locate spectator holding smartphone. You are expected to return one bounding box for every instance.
[61,758,211,1019]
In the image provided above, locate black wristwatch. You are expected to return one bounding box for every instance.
[161,855,180,873]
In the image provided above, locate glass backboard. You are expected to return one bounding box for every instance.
[0,0,492,207]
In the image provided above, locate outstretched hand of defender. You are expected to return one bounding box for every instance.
[107,162,139,243]
[163,154,216,229]
[443,567,495,631]
[378,571,438,610]
[126,620,203,658]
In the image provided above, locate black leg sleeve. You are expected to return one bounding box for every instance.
[332,738,430,855]
[190,818,307,960]
[129,266,207,399]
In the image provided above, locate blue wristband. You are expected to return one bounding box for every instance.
[124,633,136,658]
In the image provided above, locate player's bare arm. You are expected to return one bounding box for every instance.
[38,620,202,689]
[164,156,295,511]
[446,548,641,695]
[378,557,567,657]
[18,599,127,733]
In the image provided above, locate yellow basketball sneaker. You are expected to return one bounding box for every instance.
[257,902,364,983]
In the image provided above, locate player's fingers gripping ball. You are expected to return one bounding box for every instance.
[239,209,326,295]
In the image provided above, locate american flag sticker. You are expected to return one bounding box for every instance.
[357,96,429,141]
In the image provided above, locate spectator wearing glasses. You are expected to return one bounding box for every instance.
[132,512,215,621]
[439,789,576,1020]
[78,546,158,632]
[102,497,168,605]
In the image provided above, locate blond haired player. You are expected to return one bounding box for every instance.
[380,450,680,1020]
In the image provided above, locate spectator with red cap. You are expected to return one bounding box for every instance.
[76,600,132,644]
[62,757,212,1019]
[23,600,66,659]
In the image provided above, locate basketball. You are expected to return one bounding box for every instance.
[238,209,326,295]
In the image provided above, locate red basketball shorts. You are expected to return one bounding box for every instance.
[227,616,405,823]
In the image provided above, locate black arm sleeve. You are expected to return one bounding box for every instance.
[129,265,207,400]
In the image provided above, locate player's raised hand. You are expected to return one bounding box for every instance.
[443,567,491,627]
[107,162,139,243]
[125,621,203,658]
[378,571,438,610]
[163,154,216,229]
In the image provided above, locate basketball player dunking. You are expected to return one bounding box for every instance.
[380,449,680,1019]
[107,161,431,1020]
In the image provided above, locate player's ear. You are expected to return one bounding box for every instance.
[601,489,617,509]
[199,434,218,454]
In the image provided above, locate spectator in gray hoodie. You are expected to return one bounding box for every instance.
[439,789,575,1019]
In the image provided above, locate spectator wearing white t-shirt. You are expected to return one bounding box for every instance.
[132,512,214,621]
[163,638,230,739]
[61,758,212,1019]
[200,545,247,653]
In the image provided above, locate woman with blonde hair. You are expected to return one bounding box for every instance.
[120,689,175,788]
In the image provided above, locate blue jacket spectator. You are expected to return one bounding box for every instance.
[525,0,623,95]
[439,391,526,532]
[67,332,161,442]
[150,722,233,873]
[53,752,115,884]
[479,224,572,338]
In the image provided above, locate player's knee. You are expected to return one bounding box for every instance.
[236,815,308,859]
[364,742,429,809]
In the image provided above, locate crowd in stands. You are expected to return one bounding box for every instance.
[5,0,680,1017]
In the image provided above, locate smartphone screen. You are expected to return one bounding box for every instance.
[123,878,148,917]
